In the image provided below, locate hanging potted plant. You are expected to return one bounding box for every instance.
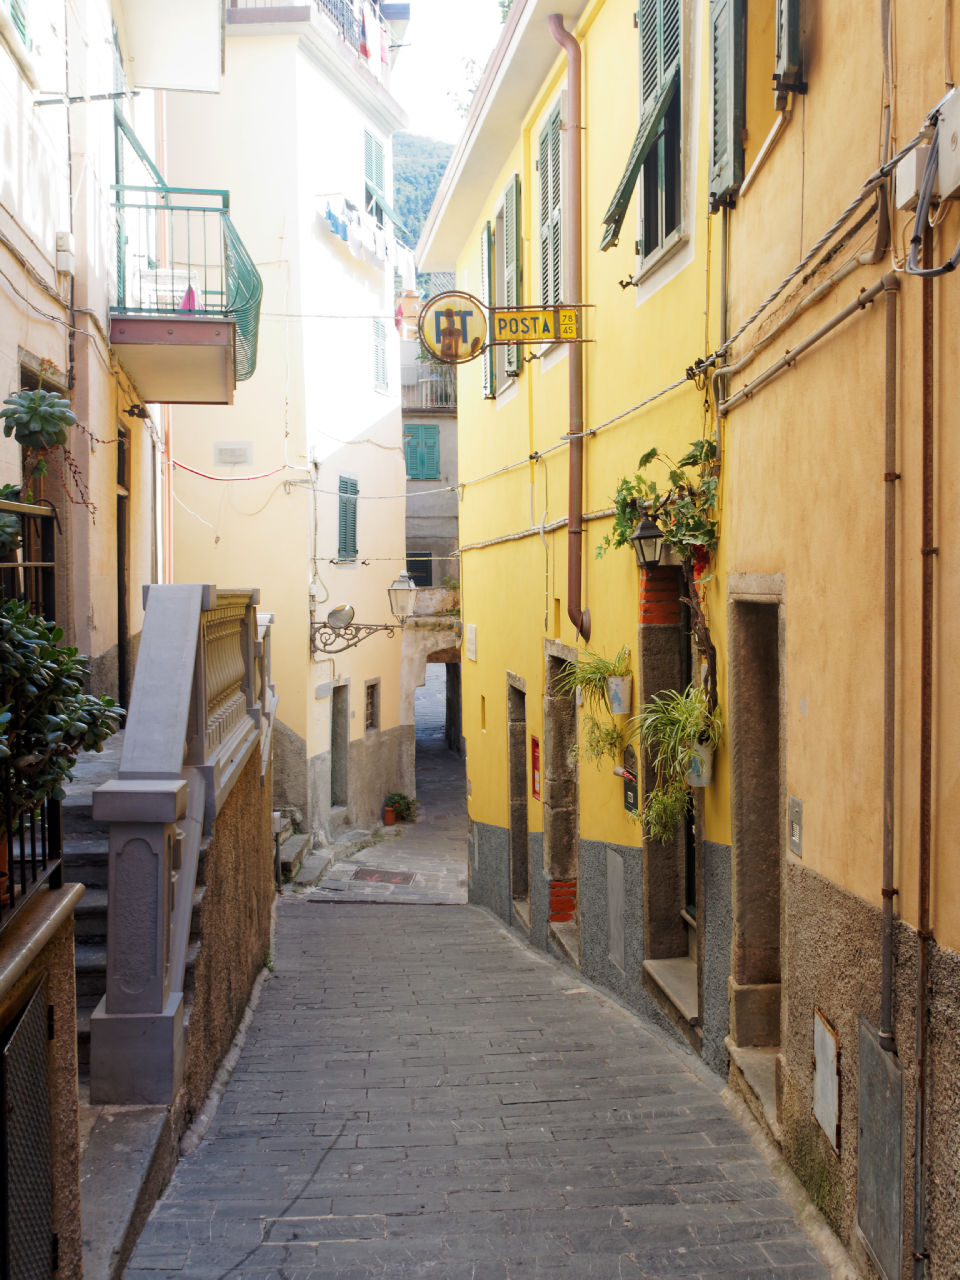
[597,438,720,714]
[554,646,633,765]
[0,359,101,514]
[0,599,123,901]
[628,685,723,843]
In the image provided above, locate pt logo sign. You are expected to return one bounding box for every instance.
[418,292,487,365]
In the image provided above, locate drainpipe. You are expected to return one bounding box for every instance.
[913,227,935,1280]
[879,272,899,1052]
[549,13,590,642]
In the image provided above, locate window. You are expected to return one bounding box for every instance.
[338,476,358,561]
[364,680,380,731]
[538,106,562,306]
[406,554,432,587]
[373,319,387,391]
[364,131,387,225]
[638,0,682,259]
[404,424,440,479]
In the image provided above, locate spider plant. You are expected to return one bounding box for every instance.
[628,685,722,842]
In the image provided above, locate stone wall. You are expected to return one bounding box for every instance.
[0,888,84,1279]
[182,754,275,1121]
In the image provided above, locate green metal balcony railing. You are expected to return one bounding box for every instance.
[113,185,263,382]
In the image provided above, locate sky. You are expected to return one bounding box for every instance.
[390,0,506,144]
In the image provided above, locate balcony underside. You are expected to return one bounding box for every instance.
[110,315,236,404]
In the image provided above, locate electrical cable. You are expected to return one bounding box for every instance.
[172,460,310,481]
[906,119,960,275]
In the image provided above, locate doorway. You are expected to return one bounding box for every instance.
[543,647,579,957]
[330,683,349,810]
[729,595,783,1049]
[507,677,529,913]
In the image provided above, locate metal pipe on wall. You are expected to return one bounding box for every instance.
[913,226,935,1280]
[879,272,900,1051]
[548,13,590,642]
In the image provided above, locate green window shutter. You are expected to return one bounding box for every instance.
[503,173,522,375]
[338,476,358,560]
[774,0,802,102]
[420,424,440,478]
[539,106,562,306]
[364,131,384,190]
[373,319,387,390]
[480,221,494,398]
[709,0,746,210]
[600,65,678,250]
[636,0,682,259]
[404,426,421,477]
[7,0,30,47]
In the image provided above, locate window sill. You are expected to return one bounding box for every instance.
[642,955,699,1026]
[495,378,519,408]
[633,227,689,286]
[538,341,568,374]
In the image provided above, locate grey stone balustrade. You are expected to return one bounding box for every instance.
[89,585,271,1105]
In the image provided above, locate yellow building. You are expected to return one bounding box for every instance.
[423,0,960,1274]
[421,0,735,1070]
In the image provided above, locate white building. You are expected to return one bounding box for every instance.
[164,0,416,839]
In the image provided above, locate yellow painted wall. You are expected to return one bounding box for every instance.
[453,0,729,850]
[723,0,960,949]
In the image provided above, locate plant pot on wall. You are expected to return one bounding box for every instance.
[686,742,714,788]
[606,675,632,715]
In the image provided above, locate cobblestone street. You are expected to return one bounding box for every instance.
[127,906,830,1278]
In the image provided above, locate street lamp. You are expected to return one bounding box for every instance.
[311,572,419,654]
[627,510,665,568]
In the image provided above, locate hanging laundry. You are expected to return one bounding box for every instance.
[360,7,370,59]
[179,285,198,312]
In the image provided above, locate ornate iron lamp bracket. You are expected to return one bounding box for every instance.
[311,620,397,654]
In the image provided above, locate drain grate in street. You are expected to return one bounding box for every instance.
[351,867,415,885]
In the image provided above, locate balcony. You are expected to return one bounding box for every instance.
[110,186,262,405]
[400,360,457,412]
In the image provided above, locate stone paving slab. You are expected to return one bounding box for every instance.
[126,903,831,1279]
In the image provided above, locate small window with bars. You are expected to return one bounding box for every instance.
[338,475,358,561]
[406,553,433,587]
[404,424,440,479]
[364,680,380,731]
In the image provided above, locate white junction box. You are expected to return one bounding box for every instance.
[895,145,935,210]
[937,86,960,199]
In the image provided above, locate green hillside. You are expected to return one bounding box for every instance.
[393,132,454,251]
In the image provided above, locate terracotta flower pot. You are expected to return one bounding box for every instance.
[383,805,396,826]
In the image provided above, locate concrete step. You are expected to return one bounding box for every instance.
[279,832,311,881]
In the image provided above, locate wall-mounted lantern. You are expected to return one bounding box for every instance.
[311,572,418,654]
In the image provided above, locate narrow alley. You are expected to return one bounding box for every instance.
[124,688,834,1279]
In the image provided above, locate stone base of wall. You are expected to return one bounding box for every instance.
[777,860,960,1280]
[0,888,84,1279]
[182,752,274,1124]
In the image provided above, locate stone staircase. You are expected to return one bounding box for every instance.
[62,733,205,1070]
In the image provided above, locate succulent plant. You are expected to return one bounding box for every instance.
[0,387,76,452]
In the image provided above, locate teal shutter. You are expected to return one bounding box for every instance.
[404,425,439,479]
[403,428,419,477]
[480,221,494,398]
[774,0,802,104]
[600,65,678,250]
[421,424,440,478]
[539,106,562,305]
[504,174,522,375]
[338,476,358,560]
[7,0,30,47]
[709,0,746,210]
[638,0,682,258]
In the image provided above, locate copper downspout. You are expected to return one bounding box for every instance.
[548,14,590,642]
[879,271,900,1051]
[913,227,935,1280]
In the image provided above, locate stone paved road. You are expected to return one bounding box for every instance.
[127,903,829,1279]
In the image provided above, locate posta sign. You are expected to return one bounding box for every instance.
[418,292,487,364]
[492,307,578,342]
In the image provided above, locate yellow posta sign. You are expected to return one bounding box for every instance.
[419,292,487,364]
[491,307,578,342]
